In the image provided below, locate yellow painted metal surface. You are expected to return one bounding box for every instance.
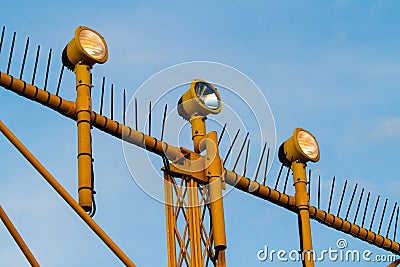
[188,116,206,267]
[74,64,94,212]
[205,131,227,252]
[292,162,314,267]
[388,259,400,267]
[1,70,400,265]
[225,170,400,256]
[190,116,206,153]
[180,79,222,119]
[0,205,40,267]
[63,26,108,68]
[164,172,177,267]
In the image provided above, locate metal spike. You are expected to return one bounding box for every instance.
[282,165,291,194]
[327,177,335,214]
[317,175,321,209]
[262,148,270,186]
[223,129,240,165]
[353,188,364,224]
[0,26,5,55]
[345,183,358,221]
[135,98,138,131]
[123,89,126,125]
[148,101,152,136]
[6,32,16,74]
[370,195,381,231]
[254,142,267,182]
[31,45,40,85]
[161,104,168,141]
[386,202,398,238]
[223,129,241,165]
[233,132,249,171]
[337,180,348,217]
[110,84,114,120]
[378,198,388,235]
[99,77,105,115]
[43,49,52,91]
[56,65,64,96]
[232,132,249,172]
[19,37,29,79]
[394,207,399,241]
[218,123,227,145]
[243,139,250,177]
[361,191,370,228]
[274,162,285,190]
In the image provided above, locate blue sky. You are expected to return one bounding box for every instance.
[0,1,399,266]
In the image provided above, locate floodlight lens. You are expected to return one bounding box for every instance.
[297,130,319,159]
[78,29,106,60]
[195,82,220,110]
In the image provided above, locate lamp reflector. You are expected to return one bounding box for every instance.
[297,129,319,160]
[78,29,107,60]
[195,82,220,110]
[278,128,320,167]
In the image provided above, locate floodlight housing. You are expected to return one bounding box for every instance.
[178,79,222,120]
[62,26,108,71]
[278,128,320,167]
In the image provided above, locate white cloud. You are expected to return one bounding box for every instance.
[369,117,400,140]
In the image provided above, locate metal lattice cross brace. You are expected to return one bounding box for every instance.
[164,172,216,267]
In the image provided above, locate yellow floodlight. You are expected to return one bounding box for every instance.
[178,79,222,120]
[61,26,109,213]
[62,26,108,70]
[278,128,320,167]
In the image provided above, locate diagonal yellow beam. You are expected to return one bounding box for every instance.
[0,120,136,267]
[0,205,40,267]
[388,259,400,267]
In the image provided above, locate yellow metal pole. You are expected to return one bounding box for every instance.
[187,178,203,267]
[0,120,136,267]
[188,116,206,267]
[74,64,94,212]
[204,131,227,255]
[292,162,314,267]
[190,116,206,153]
[216,250,226,267]
[0,205,40,267]
[164,172,177,267]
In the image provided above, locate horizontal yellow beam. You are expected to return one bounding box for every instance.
[224,171,400,256]
[0,71,183,162]
[1,71,399,256]
[224,170,296,210]
[309,206,400,256]
[0,72,76,118]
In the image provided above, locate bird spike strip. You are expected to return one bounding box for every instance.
[0,26,129,125]
[1,70,399,256]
